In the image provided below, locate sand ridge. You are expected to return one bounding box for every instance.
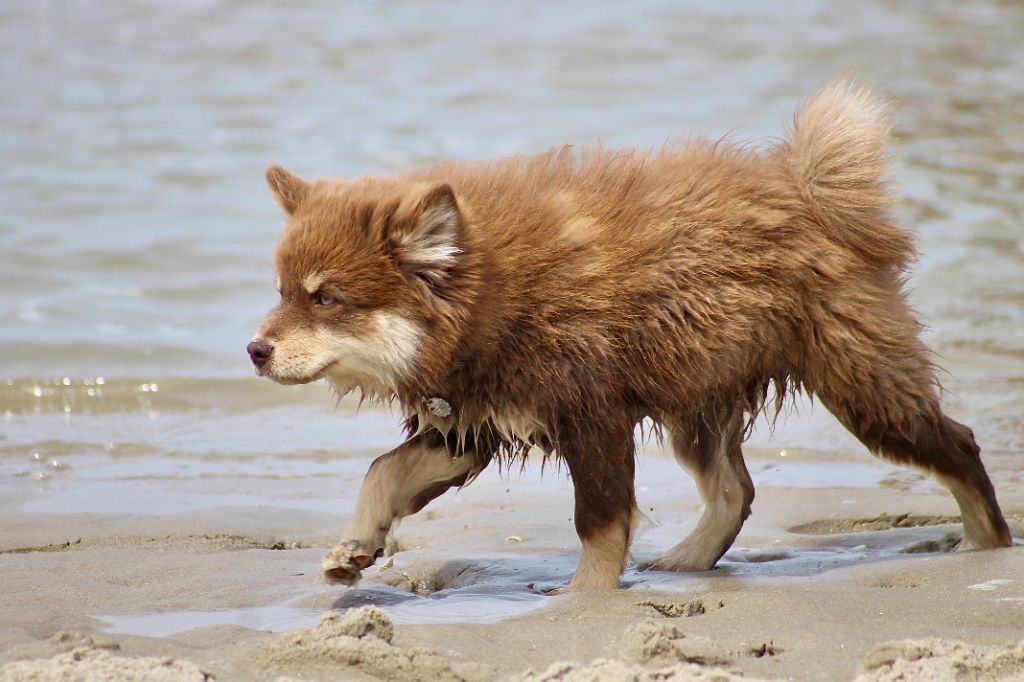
[256,606,495,682]
[512,659,764,681]
[855,638,1024,681]
[0,647,213,682]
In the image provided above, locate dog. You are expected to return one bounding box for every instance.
[248,77,1012,591]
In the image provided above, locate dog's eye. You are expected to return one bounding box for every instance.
[313,291,336,306]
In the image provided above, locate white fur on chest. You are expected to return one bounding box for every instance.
[409,403,545,445]
[488,408,544,443]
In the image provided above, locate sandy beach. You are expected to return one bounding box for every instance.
[1,386,1022,681]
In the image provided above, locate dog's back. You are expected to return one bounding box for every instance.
[392,79,910,437]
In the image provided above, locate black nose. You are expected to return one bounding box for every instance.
[247,339,273,368]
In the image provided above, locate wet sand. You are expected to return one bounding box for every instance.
[2,396,1022,681]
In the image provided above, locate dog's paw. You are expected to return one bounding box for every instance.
[637,554,716,573]
[320,541,382,585]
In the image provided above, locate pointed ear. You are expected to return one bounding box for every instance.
[388,183,462,286]
[266,165,309,215]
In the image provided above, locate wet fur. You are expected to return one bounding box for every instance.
[253,78,1012,591]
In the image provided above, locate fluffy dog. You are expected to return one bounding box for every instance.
[249,78,1012,591]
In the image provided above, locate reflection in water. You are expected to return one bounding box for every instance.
[97,588,551,636]
[334,586,550,626]
[99,563,555,636]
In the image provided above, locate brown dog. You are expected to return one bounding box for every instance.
[249,77,1012,591]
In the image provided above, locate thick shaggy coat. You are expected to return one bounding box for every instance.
[249,78,1012,591]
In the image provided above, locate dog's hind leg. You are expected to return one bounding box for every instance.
[804,284,1012,550]
[640,405,754,572]
[321,428,493,584]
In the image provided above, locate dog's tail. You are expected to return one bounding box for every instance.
[783,76,915,269]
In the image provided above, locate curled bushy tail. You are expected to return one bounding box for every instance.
[785,77,915,269]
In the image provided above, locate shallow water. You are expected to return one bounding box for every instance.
[2,0,1023,631]
[98,586,551,636]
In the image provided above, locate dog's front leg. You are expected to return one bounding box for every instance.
[321,430,491,584]
[558,419,639,592]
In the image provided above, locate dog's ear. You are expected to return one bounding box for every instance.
[266,165,310,215]
[387,183,462,287]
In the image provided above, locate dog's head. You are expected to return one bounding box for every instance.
[248,165,464,399]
